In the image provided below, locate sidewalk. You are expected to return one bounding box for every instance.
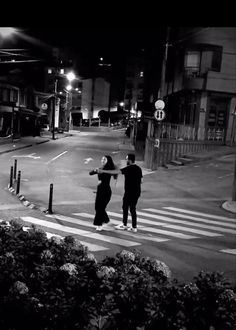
[0,131,72,155]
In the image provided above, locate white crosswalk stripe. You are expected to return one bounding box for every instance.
[20,216,141,249]
[73,213,169,243]
[220,249,236,255]
[164,207,236,223]
[107,212,199,239]
[139,210,236,235]
[143,208,236,229]
[6,204,233,253]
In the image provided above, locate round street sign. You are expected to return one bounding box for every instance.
[154,109,166,121]
[41,103,48,110]
[155,99,165,110]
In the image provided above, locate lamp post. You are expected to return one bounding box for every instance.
[65,71,76,131]
[51,79,58,140]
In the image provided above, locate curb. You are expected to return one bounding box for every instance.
[0,140,50,155]
[221,200,236,214]
[7,184,48,214]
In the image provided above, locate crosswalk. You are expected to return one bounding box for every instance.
[1,206,235,254]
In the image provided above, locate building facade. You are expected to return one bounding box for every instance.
[81,77,110,120]
[164,27,236,144]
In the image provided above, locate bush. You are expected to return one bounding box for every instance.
[0,220,235,329]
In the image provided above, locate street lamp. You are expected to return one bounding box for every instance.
[66,71,76,82]
[65,72,76,131]
[0,27,16,38]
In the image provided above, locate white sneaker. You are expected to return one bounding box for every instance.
[95,226,103,231]
[127,227,137,233]
[115,224,128,230]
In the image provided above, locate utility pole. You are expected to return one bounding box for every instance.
[159,26,170,99]
[155,27,170,142]
[52,79,58,140]
[233,159,236,201]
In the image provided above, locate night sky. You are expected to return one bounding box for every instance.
[15,28,166,76]
[0,27,167,101]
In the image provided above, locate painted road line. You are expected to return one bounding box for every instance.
[46,214,114,232]
[0,219,108,252]
[35,228,108,252]
[21,217,91,235]
[220,249,236,255]
[164,207,236,222]
[22,216,140,248]
[141,209,236,234]
[143,208,236,229]
[73,213,169,243]
[107,212,198,239]
[82,232,141,247]
[46,151,68,164]
[135,211,223,237]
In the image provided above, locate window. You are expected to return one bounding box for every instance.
[185,51,200,69]
[0,88,3,101]
[185,46,222,77]
[12,89,18,103]
[2,88,11,102]
[211,49,222,71]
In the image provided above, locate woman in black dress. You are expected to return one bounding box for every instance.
[89,155,117,231]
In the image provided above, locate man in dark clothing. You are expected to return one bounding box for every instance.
[98,153,142,232]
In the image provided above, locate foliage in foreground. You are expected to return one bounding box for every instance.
[0,219,235,330]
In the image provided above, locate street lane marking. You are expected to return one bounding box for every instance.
[73,213,169,243]
[218,173,234,179]
[107,212,199,239]
[220,249,236,255]
[135,211,223,237]
[21,217,90,235]
[46,151,68,164]
[21,216,140,248]
[142,209,236,233]
[11,153,40,159]
[164,207,236,222]
[26,226,108,252]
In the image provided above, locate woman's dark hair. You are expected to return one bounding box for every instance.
[103,155,118,179]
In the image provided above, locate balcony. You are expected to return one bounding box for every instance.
[182,71,205,90]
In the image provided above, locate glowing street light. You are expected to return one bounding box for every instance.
[66,71,76,82]
[0,27,17,38]
[66,84,72,91]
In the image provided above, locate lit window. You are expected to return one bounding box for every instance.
[48,68,52,74]
[184,51,200,68]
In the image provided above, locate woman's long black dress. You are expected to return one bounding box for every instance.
[93,172,112,226]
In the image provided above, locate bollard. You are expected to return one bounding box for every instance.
[9,166,13,188]
[47,183,53,214]
[16,171,21,195]
[13,159,17,181]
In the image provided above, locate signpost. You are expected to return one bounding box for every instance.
[154,109,166,121]
[41,103,48,111]
[153,99,166,162]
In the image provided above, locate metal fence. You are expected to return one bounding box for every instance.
[151,122,225,142]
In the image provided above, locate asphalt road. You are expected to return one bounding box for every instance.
[0,131,235,285]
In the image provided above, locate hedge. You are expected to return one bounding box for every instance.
[0,219,235,330]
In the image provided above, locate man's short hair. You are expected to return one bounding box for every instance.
[127,153,135,163]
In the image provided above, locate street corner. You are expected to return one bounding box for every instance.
[7,185,37,211]
[221,200,236,214]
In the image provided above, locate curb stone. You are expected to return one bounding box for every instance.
[7,185,49,214]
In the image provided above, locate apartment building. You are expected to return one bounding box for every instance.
[164,27,236,144]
